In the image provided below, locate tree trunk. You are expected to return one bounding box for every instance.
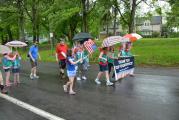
[81,0,88,32]
[113,7,117,35]
[32,0,36,42]
[1,34,5,44]
[106,22,109,36]
[32,0,39,42]
[17,0,25,42]
[128,0,137,33]
[36,24,40,42]
[36,0,40,42]
[7,26,13,41]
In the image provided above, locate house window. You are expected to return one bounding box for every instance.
[144,21,150,26]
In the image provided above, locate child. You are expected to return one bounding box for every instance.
[12,52,21,85]
[2,53,17,86]
[107,46,119,80]
[125,42,133,56]
[83,49,90,67]
[108,46,115,75]
[95,47,113,86]
[63,49,82,95]
[74,43,87,80]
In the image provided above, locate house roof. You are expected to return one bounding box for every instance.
[136,16,162,26]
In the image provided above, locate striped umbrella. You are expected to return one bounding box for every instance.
[123,33,142,42]
[5,40,27,47]
[102,36,128,47]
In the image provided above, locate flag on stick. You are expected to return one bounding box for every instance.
[84,39,97,54]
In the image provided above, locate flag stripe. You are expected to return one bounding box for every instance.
[84,39,97,54]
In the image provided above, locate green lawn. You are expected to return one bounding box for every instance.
[20,38,179,67]
[132,38,179,66]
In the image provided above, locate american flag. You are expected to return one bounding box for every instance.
[84,39,97,54]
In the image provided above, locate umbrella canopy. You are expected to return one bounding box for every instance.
[123,33,142,42]
[102,36,128,47]
[0,45,12,54]
[5,40,27,47]
[72,32,93,41]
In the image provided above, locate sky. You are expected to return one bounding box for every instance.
[139,0,170,16]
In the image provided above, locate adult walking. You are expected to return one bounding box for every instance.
[56,39,68,78]
[29,42,41,79]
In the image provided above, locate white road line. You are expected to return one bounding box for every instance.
[0,93,65,120]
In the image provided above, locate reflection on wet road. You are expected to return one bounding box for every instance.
[0,63,179,120]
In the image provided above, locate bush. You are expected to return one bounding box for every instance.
[168,32,179,38]
[152,32,160,37]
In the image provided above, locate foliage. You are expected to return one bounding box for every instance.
[152,32,160,38]
[167,0,179,29]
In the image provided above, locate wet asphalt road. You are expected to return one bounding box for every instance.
[0,61,179,120]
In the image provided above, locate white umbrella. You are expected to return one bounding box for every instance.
[5,40,27,47]
[0,45,12,54]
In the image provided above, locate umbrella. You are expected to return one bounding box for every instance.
[0,45,12,54]
[5,40,27,47]
[102,36,128,47]
[73,32,93,41]
[123,33,142,42]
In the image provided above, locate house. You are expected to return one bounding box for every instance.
[135,16,162,36]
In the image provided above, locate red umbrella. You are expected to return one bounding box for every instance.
[123,33,142,42]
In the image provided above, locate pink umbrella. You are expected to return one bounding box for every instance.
[123,33,142,42]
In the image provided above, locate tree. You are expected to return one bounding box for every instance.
[16,0,25,42]
[81,0,96,32]
[113,0,157,33]
[167,0,179,31]
[0,0,19,43]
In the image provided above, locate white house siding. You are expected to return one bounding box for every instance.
[151,25,161,32]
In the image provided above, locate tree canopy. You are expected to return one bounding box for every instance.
[0,0,177,44]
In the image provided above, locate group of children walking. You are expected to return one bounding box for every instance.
[0,52,21,93]
[0,40,133,95]
[56,40,89,95]
[56,39,134,95]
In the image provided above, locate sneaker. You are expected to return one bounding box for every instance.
[95,79,101,85]
[0,85,4,90]
[69,91,76,95]
[82,76,87,80]
[30,74,34,79]
[106,81,113,86]
[6,81,12,87]
[63,85,68,92]
[34,75,39,79]
[1,89,8,94]
[77,77,81,81]
[129,74,135,77]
